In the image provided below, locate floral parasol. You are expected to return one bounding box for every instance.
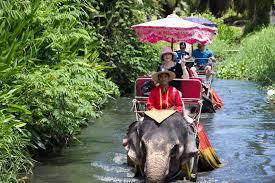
[131,14,217,45]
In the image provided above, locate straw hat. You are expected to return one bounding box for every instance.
[160,47,177,61]
[151,68,176,83]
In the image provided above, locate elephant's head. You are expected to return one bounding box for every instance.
[123,113,198,182]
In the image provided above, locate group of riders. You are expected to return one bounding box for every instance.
[145,42,221,124]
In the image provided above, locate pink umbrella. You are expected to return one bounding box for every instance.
[132,14,217,45]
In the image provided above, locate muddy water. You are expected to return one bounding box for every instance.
[30,80,275,183]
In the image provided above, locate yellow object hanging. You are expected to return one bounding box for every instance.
[180,161,191,179]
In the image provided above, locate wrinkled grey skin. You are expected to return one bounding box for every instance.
[123,112,198,182]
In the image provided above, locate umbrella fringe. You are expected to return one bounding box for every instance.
[197,123,222,171]
[199,147,221,170]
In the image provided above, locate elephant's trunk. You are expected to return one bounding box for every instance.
[145,152,169,183]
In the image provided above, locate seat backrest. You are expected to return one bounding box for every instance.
[179,79,202,99]
[194,77,203,82]
[135,76,155,97]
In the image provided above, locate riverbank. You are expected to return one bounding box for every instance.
[215,26,275,89]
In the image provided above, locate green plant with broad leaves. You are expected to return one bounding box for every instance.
[18,63,119,150]
[90,0,161,93]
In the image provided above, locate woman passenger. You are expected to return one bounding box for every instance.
[157,47,189,90]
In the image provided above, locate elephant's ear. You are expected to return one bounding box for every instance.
[178,127,198,161]
[123,121,143,165]
[182,131,198,159]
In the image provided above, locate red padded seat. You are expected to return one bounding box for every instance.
[134,77,202,105]
[135,77,154,97]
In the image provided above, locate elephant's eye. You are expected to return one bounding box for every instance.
[170,144,179,157]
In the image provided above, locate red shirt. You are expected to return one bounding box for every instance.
[147,86,183,112]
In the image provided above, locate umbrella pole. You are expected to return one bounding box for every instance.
[171,38,174,51]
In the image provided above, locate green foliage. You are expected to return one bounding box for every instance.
[0,0,119,181]
[243,0,273,34]
[18,63,119,149]
[0,89,33,183]
[90,0,161,93]
[208,38,239,61]
[190,12,242,60]
[192,12,242,43]
[216,26,275,85]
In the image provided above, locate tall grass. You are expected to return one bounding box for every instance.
[216,26,275,85]
[0,89,33,182]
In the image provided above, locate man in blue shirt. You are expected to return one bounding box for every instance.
[192,44,216,81]
[175,42,189,62]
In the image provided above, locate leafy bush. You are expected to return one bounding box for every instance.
[91,0,161,93]
[191,11,242,43]
[18,63,119,150]
[208,38,239,61]
[216,26,275,85]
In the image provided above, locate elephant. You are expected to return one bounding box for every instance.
[123,112,199,182]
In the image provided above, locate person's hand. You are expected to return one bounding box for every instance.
[180,58,186,66]
[184,115,194,124]
[169,106,176,110]
[209,56,216,62]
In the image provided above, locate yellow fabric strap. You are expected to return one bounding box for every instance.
[166,88,169,108]
[180,161,191,179]
[159,88,162,109]
[159,87,169,109]
[185,161,191,179]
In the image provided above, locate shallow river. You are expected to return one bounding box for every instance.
[30,80,275,183]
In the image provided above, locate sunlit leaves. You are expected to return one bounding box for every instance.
[216,26,275,85]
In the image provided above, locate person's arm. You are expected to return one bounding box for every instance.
[175,90,183,112]
[209,51,216,63]
[175,89,194,123]
[190,67,199,78]
[180,61,189,79]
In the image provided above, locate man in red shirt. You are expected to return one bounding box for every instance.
[147,69,193,123]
